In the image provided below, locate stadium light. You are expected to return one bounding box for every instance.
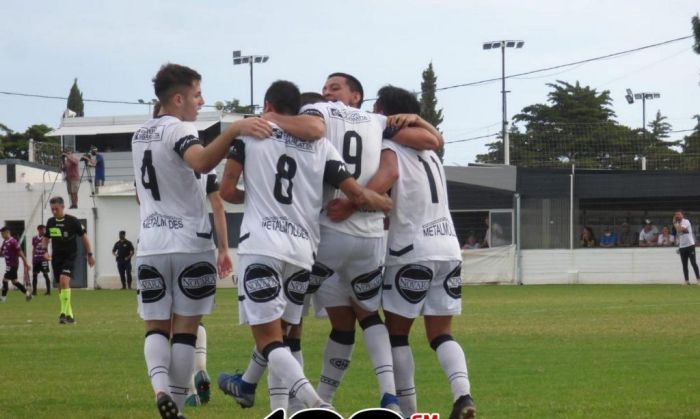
[625,88,661,131]
[483,39,525,165]
[233,50,270,113]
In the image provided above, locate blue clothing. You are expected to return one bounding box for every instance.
[599,232,617,247]
[94,154,105,181]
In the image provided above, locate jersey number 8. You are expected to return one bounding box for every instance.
[274,154,297,204]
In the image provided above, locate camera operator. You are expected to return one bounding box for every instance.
[673,210,699,285]
[61,149,80,208]
[85,146,105,193]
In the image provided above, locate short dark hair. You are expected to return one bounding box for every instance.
[119,230,126,236]
[152,63,202,103]
[264,80,301,116]
[49,196,64,205]
[327,72,364,104]
[375,85,421,116]
[0,226,8,233]
[300,92,325,107]
[37,224,46,230]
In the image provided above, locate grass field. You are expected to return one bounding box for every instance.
[1,285,699,419]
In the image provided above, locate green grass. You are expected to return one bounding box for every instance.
[2,285,700,418]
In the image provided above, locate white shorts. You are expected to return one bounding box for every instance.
[315,227,384,312]
[136,250,217,321]
[238,254,309,326]
[382,260,463,318]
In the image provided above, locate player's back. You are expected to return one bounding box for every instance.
[234,124,341,270]
[301,101,386,237]
[131,115,213,256]
[384,141,460,265]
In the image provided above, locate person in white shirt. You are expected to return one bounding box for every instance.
[133,63,272,418]
[673,210,699,284]
[638,219,659,247]
[357,85,476,419]
[656,225,675,247]
[216,80,392,414]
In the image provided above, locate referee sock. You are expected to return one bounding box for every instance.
[264,343,321,408]
[241,347,267,387]
[144,331,171,396]
[317,329,355,403]
[391,335,417,416]
[170,333,197,409]
[59,289,68,315]
[64,289,73,318]
[360,315,396,398]
[432,335,471,401]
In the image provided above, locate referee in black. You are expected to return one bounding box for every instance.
[43,196,96,324]
[112,231,134,289]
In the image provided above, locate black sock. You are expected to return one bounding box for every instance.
[15,282,27,293]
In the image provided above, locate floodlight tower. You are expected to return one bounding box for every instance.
[625,88,661,131]
[483,40,525,165]
[233,50,270,113]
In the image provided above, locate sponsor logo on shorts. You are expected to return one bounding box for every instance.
[351,267,383,301]
[284,270,310,305]
[244,264,281,303]
[178,262,217,300]
[330,358,350,370]
[443,264,462,299]
[138,264,166,303]
[308,263,334,294]
[395,265,433,304]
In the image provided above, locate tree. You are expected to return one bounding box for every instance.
[476,80,678,169]
[0,124,57,161]
[680,115,700,169]
[222,98,250,114]
[419,62,444,159]
[693,15,700,55]
[67,78,85,117]
[648,110,672,139]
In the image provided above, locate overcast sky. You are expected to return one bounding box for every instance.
[1,0,698,164]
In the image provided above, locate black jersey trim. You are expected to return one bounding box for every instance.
[239,232,250,243]
[389,244,414,257]
[173,135,202,158]
[227,139,246,164]
[196,230,212,239]
[324,160,353,188]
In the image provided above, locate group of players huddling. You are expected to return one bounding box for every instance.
[133,63,476,419]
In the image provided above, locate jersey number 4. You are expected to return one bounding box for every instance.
[274,154,297,204]
[140,150,161,201]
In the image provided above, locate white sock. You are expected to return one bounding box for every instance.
[267,345,321,408]
[169,334,196,409]
[286,337,305,412]
[362,322,396,397]
[392,340,417,416]
[268,369,289,411]
[242,347,268,385]
[435,339,471,401]
[144,332,170,396]
[317,330,354,403]
[189,324,208,395]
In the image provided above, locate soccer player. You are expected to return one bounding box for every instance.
[42,196,96,322]
[133,63,272,419]
[299,73,440,413]
[32,225,52,296]
[216,80,392,414]
[366,85,476,419]
[1,226,31,302]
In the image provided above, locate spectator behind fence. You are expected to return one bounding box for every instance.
[462,233,481,250]
[617,222,635,247]
[639,219,659,247]
[599,226,617,248]
[61,150,80,208]
[580,226,596,248]
[657,225,675,247]
[87,146,105,193]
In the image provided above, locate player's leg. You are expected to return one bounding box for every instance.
[59,272,74,322]
[169,251,217,411]
[317,304,356,403]
[0,278,8,302]
[424,261,474,419]
[42,262,51,295]
[143,319,177,417]
[688,247,700,282]
[285,321,306,414]
[32,262,39,295]
[186,323,210,406]
[385,311,417,417]
[680,248,690,283]
[126,260,134,289]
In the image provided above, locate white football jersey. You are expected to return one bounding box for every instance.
[132,115,214,256]
[229,122,352,271]
[382,140,461,265]
[301,101,387,238]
